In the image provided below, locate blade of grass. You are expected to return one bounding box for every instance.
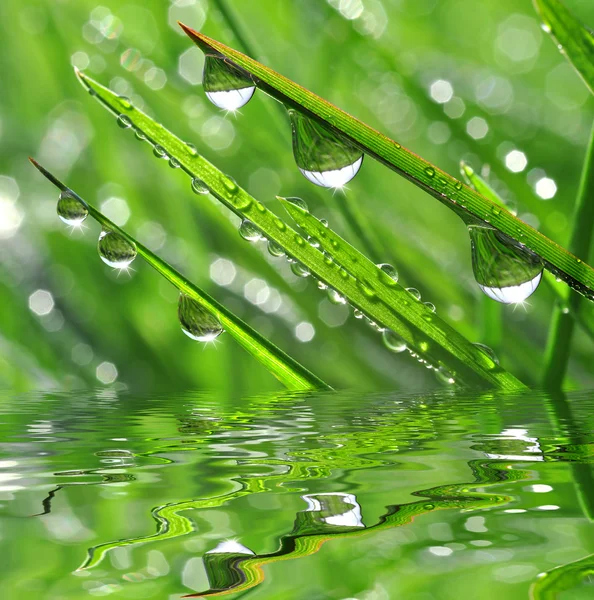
[533,0,594,96]
[543,123,594,389]
[28,158,330,392]
[179,24,594,302]
[76,70,524,390]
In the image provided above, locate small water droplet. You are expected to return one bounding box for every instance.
[308,235,320,248]
[423,301,436,313]
[541,22,552,33]
[267,240,285,257]
[425,167,435,178]
[289,109,363,188]
[255,202,266,213]
[357,278,376,299]
[491,206,501,216]
[117,114,133,129]
[57,191,88,227]
[290,262,310,278]
[273,217,286,231]
[221,175,239,195]
[238,219,263,242]
[98,229,137,269]
[169,157,181,169]
[406,287,421,300]
[377,263,399,286]
[327,288,346,305]
[353,308,364,319]
[203,54,256,111]
[454,181,463,191]
[382,330,407,353]
[469,225,543,304]
[134,129,147,141]
[323,253,334,266]
[178,294,223,342]
[435,366,456,385]
[191,178,209,195]
[153,144,168,159]
[320,219,329,228]
[186,142,199,157]
[424,503,435,510]
[285,196,309,212]
[473,342,499,365]
[295,234,306,247]
[118,95,132,110]
[317,280,328,290]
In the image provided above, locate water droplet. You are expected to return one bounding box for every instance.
[191,178,209,195]
[290,262,310,278]
[273,217,286,231]
[382,330,407,353]
[153,144,168,159]
[221,175,239,195]
[469,225,543,304]
[285,196,309,212]
[473,342,499,365]
[169,157,181,169]
[178,294,223,342]
[423,301,436,313]
[185,142,199,157]
[424,503,435,510]
[541,23,552,33]
[57,191,88,226]
[406,287,421,300]
[134,129,147,141]
[98,229,137,269]
[320,219,329,228]
[377,263,398,286]
[308,236,320,248]
[203,54,256,111]
[317,280,328,290]
[327,288,346,305]
[117,95,132,110]
[117,114,132,129]
[289,109,363,188]
[357,278,376,299]
[267,240,285,257]
[425,167,435,178]
[323,253,334,266]
[238,219,263,242]
[435,366,456,385]
[353,308,364,319]
[491,206,501,216]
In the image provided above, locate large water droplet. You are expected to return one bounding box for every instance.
[178,294,223,342]
[238,219,263,242]
[290,262,310,278]
[98,229,137,269]
[289,110,363,188]
[57,191,88,226]
[382,330,407,353]
[377,263,398,286]
[469,225,543,304]
[285,196,309,212]
[267,240,285,257]
[203,54,256,111]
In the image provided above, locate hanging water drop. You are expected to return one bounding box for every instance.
[382,330,407,353]
[117,114,132,129]
[57,191,88,227]
[238,219,263,242]
[469,224,543,304]
[169,157,181,169]
[353,308,364,319]
[377,263,398,286]
[290,262,310,278]
[97,229,137,269]
[289,109,363,188]
[153,145,168,159]
[327,288,346,305]
[267,240,285,257]
[178,294,223,342]
[203,54,256,111]
[191,178,209,195]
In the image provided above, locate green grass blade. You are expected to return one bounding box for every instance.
[179,25,594,303]
[75,71,524,390]
[28,158,330,392]
[533,0,594,96]
[543,124,594,389]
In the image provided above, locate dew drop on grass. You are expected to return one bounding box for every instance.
[168,157,181,169]
[407,287,421,300]
[382,330,407,353]
[291,262,310,278]
[117,114,133,129]
[186,142,199,157]
[377,263,398,286]
[57,191,88,226]
[423,301,436,313]
[134,129,147,141]
[153,145,168,159]
[267,240,285,257]
[289,109,363,188]
[425,167,435,178]
[285,196,309,212]
[469,224,543,304]
[178,294,223,342]
[238,219,263,242]
[473,342,499,366]
[203,54,256,111]
[328,288,346,305]
[98,229,137,269]
[191,178,209,195]
[117,95,132,110]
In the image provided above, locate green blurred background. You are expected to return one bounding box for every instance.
[1,0,593,393]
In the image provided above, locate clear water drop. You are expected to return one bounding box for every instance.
[178,294,223,342]
[406,287,421,300]
[317,280,328,290]
[117,95,132,110]
[289,109,363,188]
[169,157,181,169]
[153,145,168,159]
[290,262,310,278]
[377,263,398,286]
[285,196,309,212]
[328,288,346,305]
[425,167,435,178]
[98,229,137,269]
[382,330,407,353]
[134,129,147,141]
[238,219,263,242]
[473,342,499,365]
[203,54,256,111]
[435,366,456,385]
[117,114,132,129]
[353,308,364,319]
[191,178,209,195]
[320,219,329,228]
[185,142,199,157]
[423,301,436,313]
[57,191,88,226]
[469,224,543,304]
[267,240,285,257]
[221,175,239,195]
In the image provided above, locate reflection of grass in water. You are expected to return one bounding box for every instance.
[530,554,594,600]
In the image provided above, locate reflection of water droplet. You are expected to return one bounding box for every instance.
[473,342,499,365]
[285,196,309,212]
[469,225,543,304]
[328,288,346,305]
[291,262,310,278]
[357,278,376,299]
[203,55,255,111]
[377,263,398,285]
[382,330,407,353]
[267,240,285,257]
[435,366,456,385]
[191,178,209,195]
[117,114,132,129]
[178,294,223,342]
[238,219,263,242]
[57,191,88,226]
[406,287,421,300]
[98,229,137,269]
[289,110,363,188]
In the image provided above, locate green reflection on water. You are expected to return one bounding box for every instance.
[1,389,594,599]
